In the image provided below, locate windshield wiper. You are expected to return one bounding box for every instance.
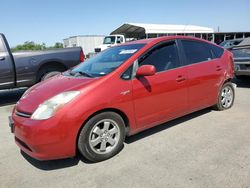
[68,70,75,76]
[75,71,93,78]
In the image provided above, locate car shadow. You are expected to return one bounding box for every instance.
[0,88,27,107]
[125,108,212,144]
[233,77,250,88]
[20,151,92,170]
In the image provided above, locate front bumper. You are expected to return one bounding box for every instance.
[235,63,250,76]
[10,108,80,161]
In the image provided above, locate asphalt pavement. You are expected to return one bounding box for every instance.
[0,79,250,188]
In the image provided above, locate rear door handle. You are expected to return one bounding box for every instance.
[0,56,5,61]
[176,75,186,82]
[216,65,222,71]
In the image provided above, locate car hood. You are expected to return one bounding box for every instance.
[16,75,99,114]
[97,44,111,51]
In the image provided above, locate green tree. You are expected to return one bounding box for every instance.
[53,42,63,48]
[11,41,64,52]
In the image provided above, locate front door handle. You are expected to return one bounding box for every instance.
[0,56,5,61]
[216,65,222,71]
[176,75,186,82]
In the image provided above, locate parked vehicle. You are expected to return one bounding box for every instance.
[219,38,243,49]
[0,33,84,90]
[231,37,250,78]
[10,36,235,162]
[94,35,126,53]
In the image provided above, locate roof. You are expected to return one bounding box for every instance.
[120,36,214,46]
[111,23,214,38]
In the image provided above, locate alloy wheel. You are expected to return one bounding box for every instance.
[89,119,120,154]
[221,86,233,108]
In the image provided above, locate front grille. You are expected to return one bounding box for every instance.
[15,110,32,118]
[240,64,250,70]
[15,137,32,152]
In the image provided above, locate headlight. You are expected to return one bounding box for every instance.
[31,91,80,120]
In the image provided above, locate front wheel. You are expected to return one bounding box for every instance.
[213,82,235,111]
[78,112,126,162]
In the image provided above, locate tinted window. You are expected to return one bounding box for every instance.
[121,65,133,80]
[139,41,180,72]
[182,40,212,65]
[208,44,224,58]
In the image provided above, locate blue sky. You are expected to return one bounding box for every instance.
[1,0,250,47]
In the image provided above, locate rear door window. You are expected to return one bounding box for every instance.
[181,40,212,65]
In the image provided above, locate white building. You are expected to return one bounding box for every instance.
[63,35,105,55]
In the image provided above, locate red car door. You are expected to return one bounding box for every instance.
[132,41,188,130]
[179,39,223,111]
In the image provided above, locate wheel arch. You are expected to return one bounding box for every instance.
[75,108,130,155]
[36,61,68,82]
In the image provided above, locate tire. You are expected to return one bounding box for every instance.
[78,112,126,162]
[37,65,65,82]
[213,82,235,111]
[41,71,61,81]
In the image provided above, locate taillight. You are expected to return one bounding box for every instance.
[229,56,235,74]
[80,50,85,62]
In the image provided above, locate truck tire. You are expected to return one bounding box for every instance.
[78,112,126,162]
[37,65,66,82]
[41,71,61,81]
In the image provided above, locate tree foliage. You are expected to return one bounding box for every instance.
[11,41,64,52]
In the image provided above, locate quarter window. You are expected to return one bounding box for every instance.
[139,41,180,72]
[181,40,212,65]
[209,44,224,58]
[121,65,133,80]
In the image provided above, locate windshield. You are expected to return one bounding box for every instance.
[220,40,243,48]
[103,36,116,44]
[67,44,145,77]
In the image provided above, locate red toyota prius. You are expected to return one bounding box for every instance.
[10,36,235,162]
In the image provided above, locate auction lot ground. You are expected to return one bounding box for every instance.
[0,79,250,188]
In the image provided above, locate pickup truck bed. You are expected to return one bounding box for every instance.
[0,33,84,90]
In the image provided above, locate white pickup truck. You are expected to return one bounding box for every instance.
[94,35,126,53]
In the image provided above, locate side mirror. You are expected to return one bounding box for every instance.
[136,65,156,77]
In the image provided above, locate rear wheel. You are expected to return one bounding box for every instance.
[41,71,61,80]
[78,112,125,162]
[213,82,235,111]
[37,65,66,82]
